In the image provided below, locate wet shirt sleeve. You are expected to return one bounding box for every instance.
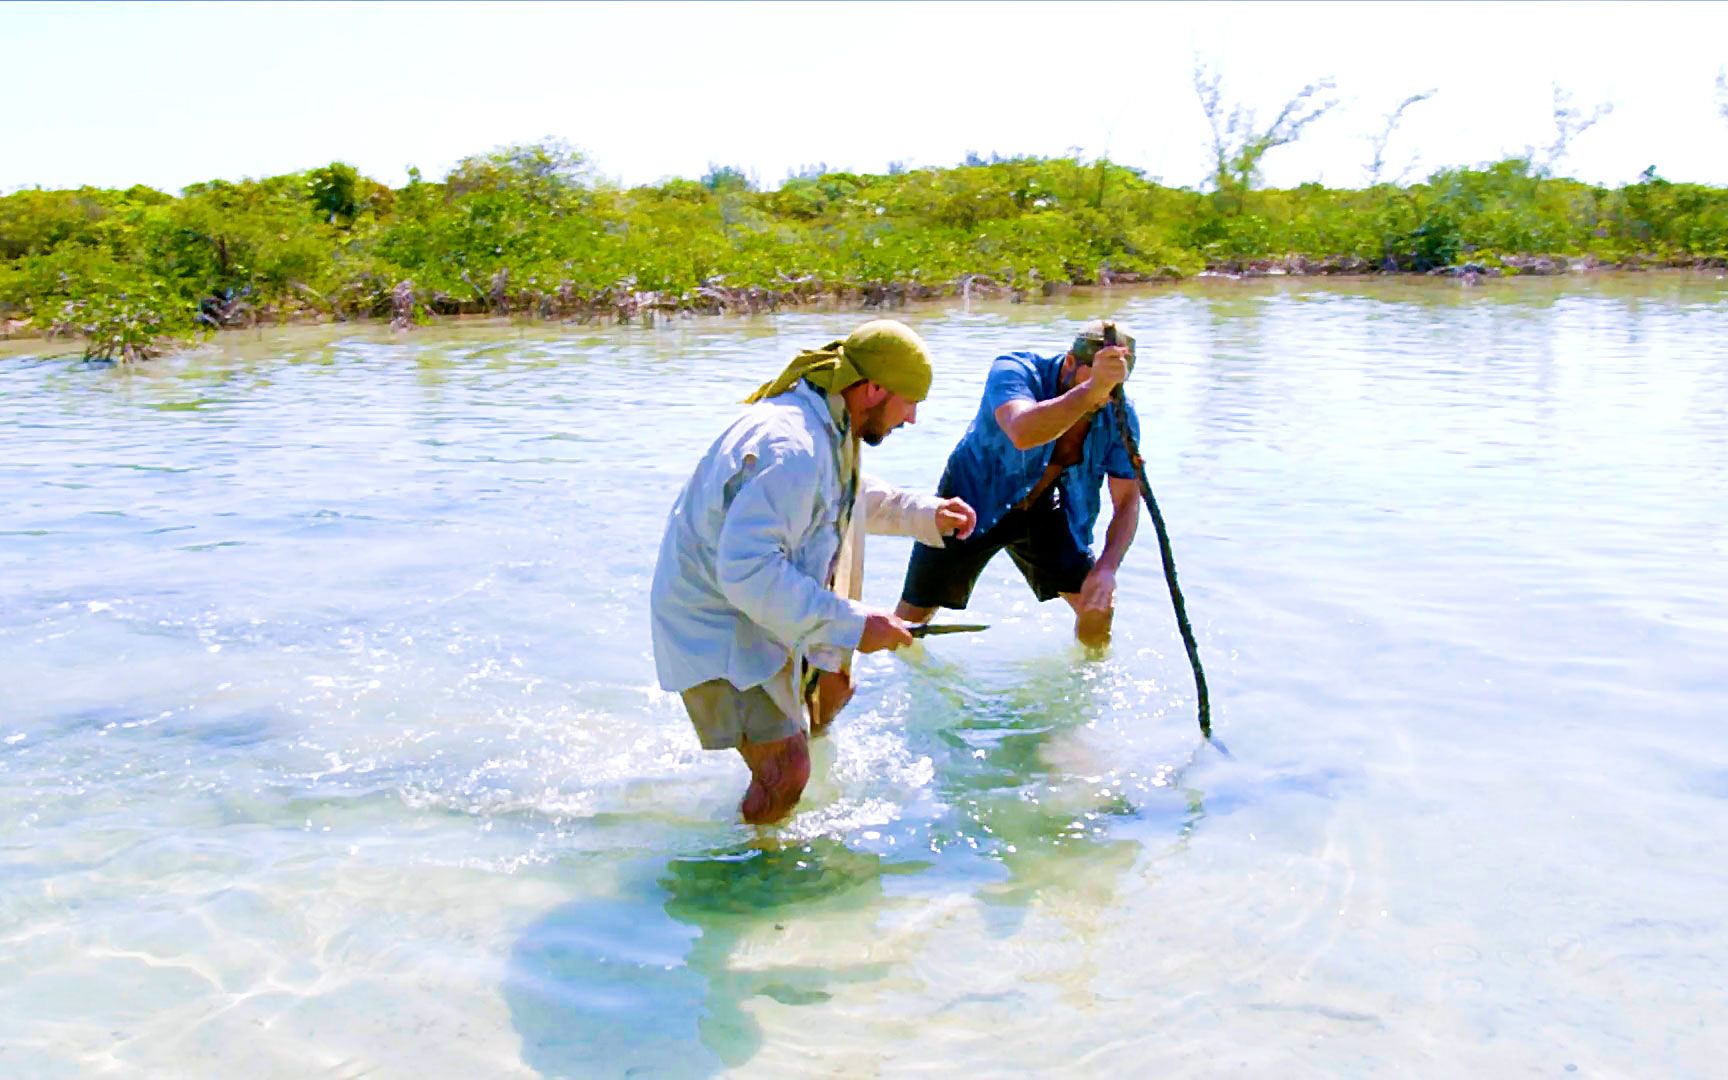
[858,473,945,547]
[942,352,1055,538]
[980,355,1040,418]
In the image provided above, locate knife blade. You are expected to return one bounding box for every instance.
[908,623,990,638]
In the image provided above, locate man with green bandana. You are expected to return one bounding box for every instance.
[895,320,1140,647]
[651,319,977,825]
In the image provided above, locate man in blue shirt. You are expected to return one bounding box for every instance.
[895,321,1140,647]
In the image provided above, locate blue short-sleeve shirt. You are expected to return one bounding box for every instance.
[939,351,1141,552]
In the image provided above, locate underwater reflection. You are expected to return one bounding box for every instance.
[659,839,902,1066]
[507,838,899,1077]
[505,653,1207,1075]
[507,885,709,1078]
[902,648,1204,933]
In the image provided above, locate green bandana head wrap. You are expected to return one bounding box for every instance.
[742,319,934,404]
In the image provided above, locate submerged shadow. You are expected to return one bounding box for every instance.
[506,838,900,1078]
[506,886,709,1078]
[902,649,1206,937]
[505,652,1213,1075]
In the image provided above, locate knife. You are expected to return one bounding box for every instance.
[908,623,990,638]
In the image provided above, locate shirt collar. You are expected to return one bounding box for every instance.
[789,379,858,479]
[823,384,851,439]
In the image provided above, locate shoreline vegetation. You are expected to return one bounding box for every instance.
[4,142,1726,361]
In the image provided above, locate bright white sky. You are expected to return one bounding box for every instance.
[4,1,1726,194]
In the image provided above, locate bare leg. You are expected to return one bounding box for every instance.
[895,600,936,624]
[807,670,854,737]
[1060,592,1114,649]
[735,731,811,825]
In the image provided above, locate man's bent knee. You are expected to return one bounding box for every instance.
[739,733,811,824]
[1075,608,1113,649]
[895,600,936,624]
[808,673,854,733]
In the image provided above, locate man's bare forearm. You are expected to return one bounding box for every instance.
[1095,488,1139,574]
[996,385,1103,450]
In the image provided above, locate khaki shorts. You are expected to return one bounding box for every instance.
[679,679,805,750]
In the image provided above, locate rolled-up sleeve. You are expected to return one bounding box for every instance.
[859,472,945,547]
[714,452,868,650]
[982,355,1039,414]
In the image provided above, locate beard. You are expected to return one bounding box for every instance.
[859,400,897,445]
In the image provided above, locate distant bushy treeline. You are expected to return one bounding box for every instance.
[3,141,1725,358]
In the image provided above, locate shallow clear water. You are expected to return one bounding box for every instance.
[3,274,1727,1076]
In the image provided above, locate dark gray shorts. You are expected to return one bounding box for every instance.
[901,486,1093,609]
[679,679,804,749]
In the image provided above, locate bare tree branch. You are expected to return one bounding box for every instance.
[1193,60,1340,197]
[1193,62,1235,187]
[1540,84,1614,175]
[1366,89,1437,185]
